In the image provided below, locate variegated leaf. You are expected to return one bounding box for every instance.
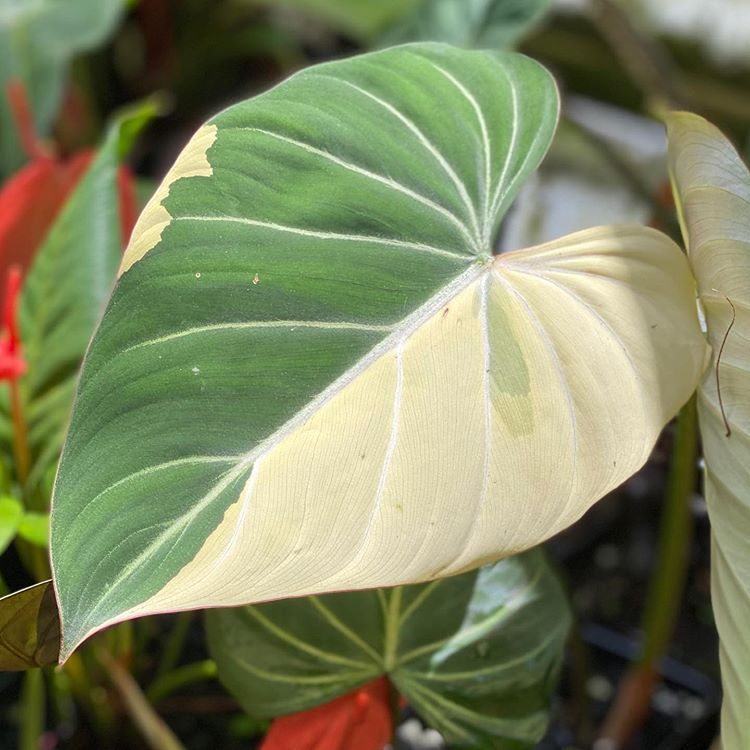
[50,44,707,661]
[667,111,750,750]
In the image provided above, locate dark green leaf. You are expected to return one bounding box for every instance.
[207,550,570,749]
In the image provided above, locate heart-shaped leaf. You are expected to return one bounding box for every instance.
[667,111,750,750]
[208,550,570,748]
[50,43,707,661]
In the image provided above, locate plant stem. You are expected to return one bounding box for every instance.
[588,0,684,109]
[152,613,193,683]
[387,677,401,743]
[146,660,218,705]
[567,621,593,744]
[98,649,186,750]
[599,395,698,745]
[382,587,402,672]
[64,651,114,733]
[19,669,45,750]
[640,395,697,664]
[9,380,30,490]
[49,667,76,730]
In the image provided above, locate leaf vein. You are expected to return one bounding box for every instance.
[232,126,476,248]
[173,215,468,260]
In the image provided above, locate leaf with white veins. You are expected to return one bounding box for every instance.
[50,44,708,660]
[208,550,570,749]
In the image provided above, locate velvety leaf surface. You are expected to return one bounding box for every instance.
[380,0,551,49]
[208,551,570,749]
[0,0,126,175]
[50,43,706,661]
[667,111,750,750]
[0,581,59,670]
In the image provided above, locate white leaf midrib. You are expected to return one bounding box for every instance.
[172,215,468,260]
[122,320,397,354]
[72,262,486,640]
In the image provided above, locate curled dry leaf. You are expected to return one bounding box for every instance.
[0,581,60,670]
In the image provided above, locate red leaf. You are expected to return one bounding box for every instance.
[0,89,138,309]
[6,80,51,160]
[0,152,91,289]
[260,678,392,750]
[117,164,138,246]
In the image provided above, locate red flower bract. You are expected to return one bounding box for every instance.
[259,678,392,750]
[0,266,26,381]
[0,81,137,312]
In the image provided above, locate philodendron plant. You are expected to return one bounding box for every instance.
[1,41,747,747]
[48,42,706,649]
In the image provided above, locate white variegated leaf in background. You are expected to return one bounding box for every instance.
[668,111,750,750]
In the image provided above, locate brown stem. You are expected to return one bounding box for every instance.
[588,0,685,110]
[5,81,52,160]
[98,649,186,750]
[598,398,698,747]
[598,666,659,747]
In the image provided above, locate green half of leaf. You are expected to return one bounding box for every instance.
[50,43,706,662]
[207,550,570,749]
[667,111,750,750]
[0,581,60,670]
